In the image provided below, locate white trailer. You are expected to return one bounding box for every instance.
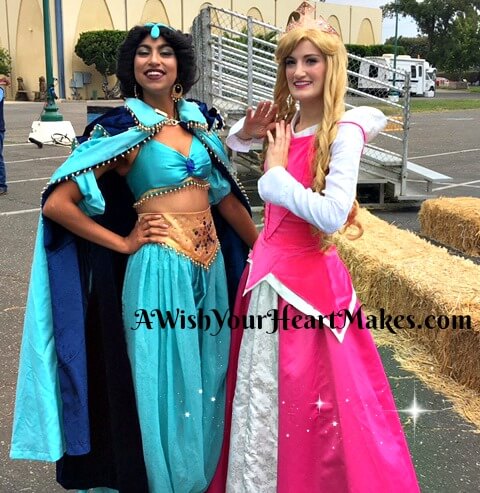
[358,54,436,97]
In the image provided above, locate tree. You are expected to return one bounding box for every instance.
[382,0,480,73]
[75,30,127,99]
[346,44,406,57]
[0,47,12,76]
[384,36,430,59]
[442,9,480,77]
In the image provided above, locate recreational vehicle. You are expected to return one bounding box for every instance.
[358,54,436,98]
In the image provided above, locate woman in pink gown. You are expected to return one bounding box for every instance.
[208,4,420,493]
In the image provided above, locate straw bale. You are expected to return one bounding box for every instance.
[371,318,480,429]
[334,208,480,392]
[419,197,480,257]
[384,116,403,133]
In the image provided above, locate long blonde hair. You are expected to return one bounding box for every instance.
[274,28,362,244]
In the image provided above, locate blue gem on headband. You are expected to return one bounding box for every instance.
[145,22,172,39]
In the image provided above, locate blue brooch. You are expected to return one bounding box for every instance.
[185,158,196,173]
[144,22,173,39]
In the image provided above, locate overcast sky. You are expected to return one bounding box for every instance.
[327,0,420,41]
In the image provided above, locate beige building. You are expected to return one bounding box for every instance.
[0,0,382,101]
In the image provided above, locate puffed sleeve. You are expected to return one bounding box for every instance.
[225,116,264,152]
[208,166,231,205]
[71,170,106,216]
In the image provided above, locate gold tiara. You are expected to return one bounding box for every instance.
[285,1,339,36]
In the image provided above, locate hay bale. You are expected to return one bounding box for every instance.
[419,197,480,257]
[334,208,480,392]
[384,116,403,133]
[372,316,480,428]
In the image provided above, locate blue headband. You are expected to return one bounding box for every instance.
[144,22,173,39]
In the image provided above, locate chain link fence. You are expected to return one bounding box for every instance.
[191,7,280,113]
[346,53,411,198]
[190,6,413,200]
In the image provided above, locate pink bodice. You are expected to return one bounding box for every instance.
[245,134,357,342]
[262,135,316,247]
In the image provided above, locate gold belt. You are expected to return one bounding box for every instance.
[138,208,220,269]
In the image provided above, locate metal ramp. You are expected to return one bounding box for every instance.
[190,7,451,203]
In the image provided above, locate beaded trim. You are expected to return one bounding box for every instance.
[157,240,220,270]
[90,123,111,139]
[133,180,210,209]
[41,124,149,196]
[125,102,210,133]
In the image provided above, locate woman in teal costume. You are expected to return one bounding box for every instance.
[10,23,257,492]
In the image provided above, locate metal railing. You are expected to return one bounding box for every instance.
[190,6,413,199]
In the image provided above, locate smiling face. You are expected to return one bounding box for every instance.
[133,35,178,103]
[285,39,327,104]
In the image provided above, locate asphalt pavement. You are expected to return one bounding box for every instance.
[0,97,479,492]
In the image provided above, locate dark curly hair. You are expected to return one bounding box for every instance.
[116,24,197,98]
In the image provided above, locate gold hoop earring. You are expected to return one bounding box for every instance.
[287,94,295,110]
[171,83,184,102]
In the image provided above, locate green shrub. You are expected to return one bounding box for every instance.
[0,47,12,75]
[75,30,127,98]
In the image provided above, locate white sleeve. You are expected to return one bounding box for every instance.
[340,106,387,143]
[258,123,364,234]
[225,116,264,152]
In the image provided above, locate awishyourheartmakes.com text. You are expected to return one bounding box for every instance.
[130,307,471,335]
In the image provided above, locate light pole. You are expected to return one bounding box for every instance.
[28,0,75,147]
[393,0,399,87]
[389,0,400,101]
[40,0,63,121]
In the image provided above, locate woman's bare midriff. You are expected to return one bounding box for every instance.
[135,184,210,214]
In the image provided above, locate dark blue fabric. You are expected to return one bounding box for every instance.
[43,217,90,456]
[0,88,5,132]
[0,131,6,191]
[77,106,135,144]
[0,87,6,191]
[56,173,148,492]
[186,98,224,130]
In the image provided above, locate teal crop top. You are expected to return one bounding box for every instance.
[126,136,231,206]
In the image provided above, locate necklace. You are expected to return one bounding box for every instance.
[154,107,180,125]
